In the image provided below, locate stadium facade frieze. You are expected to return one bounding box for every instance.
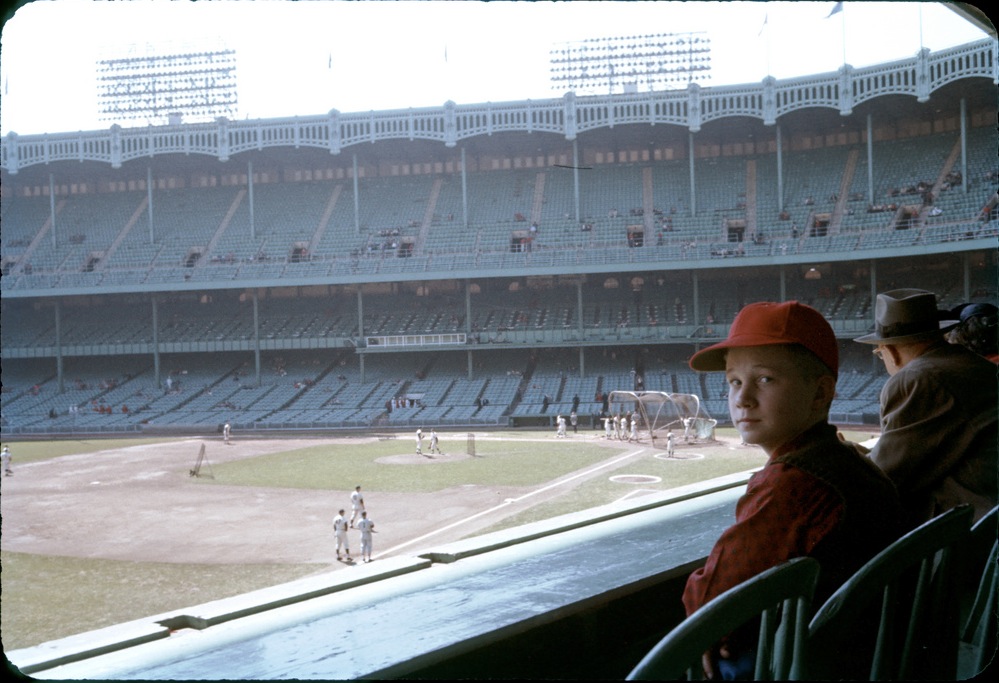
[2,39,995,173]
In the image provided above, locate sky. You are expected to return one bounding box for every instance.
[0,1,991,136]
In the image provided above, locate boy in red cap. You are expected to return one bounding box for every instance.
[682,301,901,679]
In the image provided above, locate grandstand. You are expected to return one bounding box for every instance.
[3,6,997,679]
[3,42,995,436]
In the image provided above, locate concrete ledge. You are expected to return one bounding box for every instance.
[8,556,430,675]
[419,470,754,563]
[10,620,171,676]
[165,555,431,629]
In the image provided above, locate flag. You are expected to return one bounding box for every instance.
[826,2,843,18]
[758,13,768,37]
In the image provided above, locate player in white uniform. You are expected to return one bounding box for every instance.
[333,508,351,561]
[416,428,424,455]
[1,445,12,476]
[603,416,613,439]
[223,422,231,445]
[357,511,375,562]
[349,485,365,527]
[429,429,442,455]
[629,414,639,442]
[666,430,675,458]
[556,415,566,438]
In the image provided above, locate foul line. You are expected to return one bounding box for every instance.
[377,447,647,558]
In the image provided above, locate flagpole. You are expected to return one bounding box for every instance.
[919,3,925,52]
[765,16,771,77]
[840,4,846,67]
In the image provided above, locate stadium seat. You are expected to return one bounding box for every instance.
[957,504,999,679]
[627,557,820,681]
[806,505,974,680]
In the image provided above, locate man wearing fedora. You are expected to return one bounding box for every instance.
[856,288,998,528]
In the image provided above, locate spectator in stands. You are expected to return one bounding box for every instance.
[855,289,998,527]
[946,302,998,363]
[684,301,902,679]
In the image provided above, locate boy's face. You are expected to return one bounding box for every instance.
[724,345,831,456]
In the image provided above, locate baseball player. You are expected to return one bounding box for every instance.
[416,428,424,455]
[349,485,364,527]
[333,508,351,562]
[357,511,376,563]
[429,429,442,455]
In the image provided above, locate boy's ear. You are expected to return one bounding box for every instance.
[814,374,837,409]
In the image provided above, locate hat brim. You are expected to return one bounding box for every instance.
[854,320,959,345]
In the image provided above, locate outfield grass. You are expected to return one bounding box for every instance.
[0,437,177,465]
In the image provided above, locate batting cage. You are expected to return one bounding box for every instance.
[606,390,717,448]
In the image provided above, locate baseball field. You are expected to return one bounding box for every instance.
[0,426,874,651]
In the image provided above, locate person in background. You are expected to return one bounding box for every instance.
[2,444,12,476]
[855,289,998,527]
[684,301,902,679]
[333,508,351,562]
[357,511,376,563]
[945,301,998,363]
[429,428,442,455]
[349,485,365,528]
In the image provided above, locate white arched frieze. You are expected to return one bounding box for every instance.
[1,39,992,174]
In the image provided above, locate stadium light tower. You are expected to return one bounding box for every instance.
[549,32,712,96]
[96,40,238,127]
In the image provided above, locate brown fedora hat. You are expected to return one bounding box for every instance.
[855,288,959,345]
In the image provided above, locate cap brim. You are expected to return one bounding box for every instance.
[689,344,729,372]
[689,337,781,372]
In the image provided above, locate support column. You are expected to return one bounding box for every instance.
[147,166,155,244]
[253,293,261,387]
[573,139,580,222]
[960,98,968,195]
[467,350,474,380]
[357,288,365,382]
[55,301,64,393]
[692,271,700,327]
[152,297,161,387]
[50,173,57,247]
[867,114,875,205]
[353,154,361,235]
[688,133,697,217]
[461,147,469,230]
[962,252,971,300]
[776,125,784,213]
[248,160,256,240]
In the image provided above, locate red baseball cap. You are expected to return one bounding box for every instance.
[689,301,838,377]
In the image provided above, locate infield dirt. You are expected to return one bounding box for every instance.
[1,433,744,568]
